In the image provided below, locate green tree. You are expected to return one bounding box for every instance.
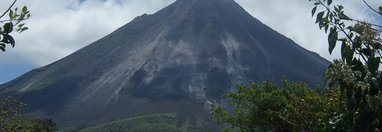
[0,90,58,131]
[0,0,30,52]
[3,118,57,132]
[211,81,344,132]
[310,0,382,130]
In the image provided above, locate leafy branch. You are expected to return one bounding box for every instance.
[0,0,17,19]
[0,1,30,52]
[310,0,382,130]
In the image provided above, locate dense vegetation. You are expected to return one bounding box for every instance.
[78,113,209,132]
[211,81,344,131]
[312,0,382,130]
[0,91,57,131]
[211,0,382,131]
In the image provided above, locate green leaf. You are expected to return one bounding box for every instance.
[311,6,317,17]
[327,0,333,5]
[341,42,353,64]
[368,57,380,74]
[328,28,338,54]
[339,14,351,20]
[341,40,346,60]
[338,5,344,11]
[18,23,25,28]
[361,48,372,57]
[9,9,14,19]
[20,27,28,32]
[316,11,325,23]
[3,22,13,34]
[0,43,5,51]
[334,6,339,12]
[22,6,28,13]
[2,34,15,47]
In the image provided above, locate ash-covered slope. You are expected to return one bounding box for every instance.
[1,0,329,127]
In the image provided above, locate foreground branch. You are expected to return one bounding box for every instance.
[0,0,17,19]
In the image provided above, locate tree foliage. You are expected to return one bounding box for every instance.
[0,90,58,132]
[211,81,344,132]
[0,0,30,52]
[310,0,382,130]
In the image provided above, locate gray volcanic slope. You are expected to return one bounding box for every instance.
[1,0,329,127]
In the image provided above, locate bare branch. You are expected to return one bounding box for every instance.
[0,0,17,19]
[0,17,29,25]
[362,0,382,16]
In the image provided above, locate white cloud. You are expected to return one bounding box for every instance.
[0,0,174,66]
[236,0,381,61]
[0,0,380,68]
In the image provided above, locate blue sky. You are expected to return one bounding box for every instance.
[0,0,381,84]
[0,64,33,83]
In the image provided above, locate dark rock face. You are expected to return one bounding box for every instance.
[1,0,329,127]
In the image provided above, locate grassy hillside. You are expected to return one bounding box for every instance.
[76,113,210,132]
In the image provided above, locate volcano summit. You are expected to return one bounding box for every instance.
[2,0,329,128]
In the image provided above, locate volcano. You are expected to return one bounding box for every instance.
[1,0,329,129]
